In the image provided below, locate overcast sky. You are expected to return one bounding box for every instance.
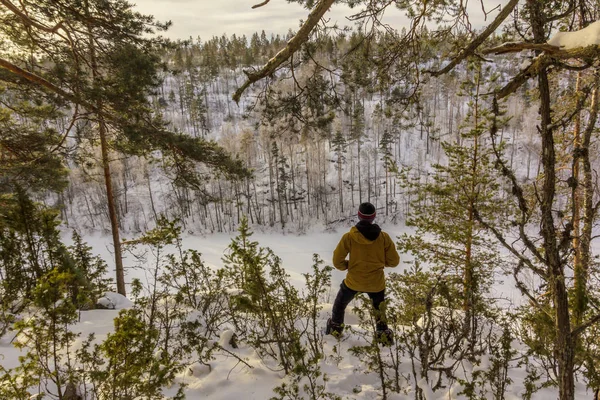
[131,0,508,41]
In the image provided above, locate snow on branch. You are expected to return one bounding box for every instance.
[484,17,600,56]
[232,0,335,104]
[493,44,600,99]
[548,20,600,50]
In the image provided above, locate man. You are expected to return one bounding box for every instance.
[327,202,400,343]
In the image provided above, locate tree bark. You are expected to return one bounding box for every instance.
[98,121,126,295]
[85,0,126,296]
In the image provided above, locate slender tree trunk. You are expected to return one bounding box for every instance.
[528,2,574,397]
[385,164,389,215]
[358,98,363,203]
[464,66,481,346]
[268,146,276,226]
[99,121,126,295]
[357,139,362,203]
[572,71,585,326]
[84,0,126,295]
[540,53,575,400]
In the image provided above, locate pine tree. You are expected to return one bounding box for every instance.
[222,217,303,374]
[399,60,507,348]
[0,0,250,294]
[379,128,396,216]
[331,127,347,213]
[12,269,80,399]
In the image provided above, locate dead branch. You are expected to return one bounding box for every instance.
[473,207,547,278]
[426,0,519,77]
[232,0,336,103]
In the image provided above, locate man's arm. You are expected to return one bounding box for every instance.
[332,234,349,271]
[383,233,400,267]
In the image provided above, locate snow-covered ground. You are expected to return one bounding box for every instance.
[71,225,409,292]
[0,224,591,399]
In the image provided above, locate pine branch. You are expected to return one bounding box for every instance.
[494,45,600,99]
[0,57,96,111]
[0,58,249,178]
[232,0,335,103]
[481,42,561,55]
[251,0,270,9]
[0,0,66,33]
[572,312,600,337]
[426,0,519,77]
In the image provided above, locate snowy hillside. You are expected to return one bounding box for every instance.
[0,229,591,399]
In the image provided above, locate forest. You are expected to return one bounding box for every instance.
[1,0,600,399]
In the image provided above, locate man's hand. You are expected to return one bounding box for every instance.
[334,260,348,271]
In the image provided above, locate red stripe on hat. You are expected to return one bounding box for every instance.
[358,210,376,220]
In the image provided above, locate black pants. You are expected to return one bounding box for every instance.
[331,280,388,331]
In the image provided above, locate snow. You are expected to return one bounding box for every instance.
[0,228,590,399]
[548,20,600,49]
[95,292,133,309]
[519,57,532,70]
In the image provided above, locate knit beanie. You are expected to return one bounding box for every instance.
[357,202,376,222]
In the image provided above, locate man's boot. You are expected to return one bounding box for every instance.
[326,318,344,337]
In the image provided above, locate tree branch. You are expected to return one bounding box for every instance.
[486,97,546,266]
[572,312,600,337]
[0,57,249,177]
[513,261,553,318]
[232,0,336,103]
[0,57,97,111]
[494,45,600,99]
[251,0,270,9]
[0,0,66,33]
[481,42,561,55]
[544,1,575,23]
[473,208,548,279]
[426,0,519,77]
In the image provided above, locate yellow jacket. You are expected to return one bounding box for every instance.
[333,223,400,292]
